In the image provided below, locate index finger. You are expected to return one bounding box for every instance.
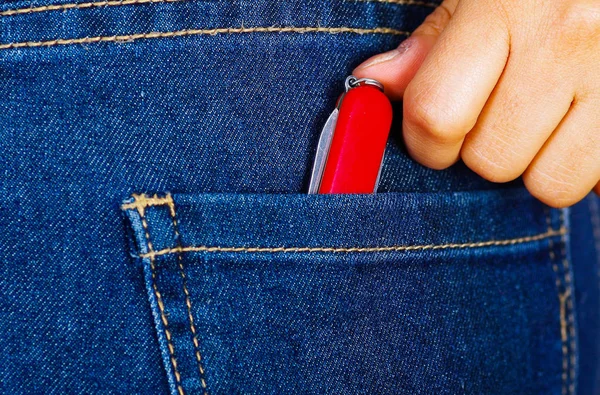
[402,1,510,169]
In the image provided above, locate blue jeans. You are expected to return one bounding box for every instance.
[0,0,598,394]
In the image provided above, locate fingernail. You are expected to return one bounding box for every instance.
[355,38,413,70]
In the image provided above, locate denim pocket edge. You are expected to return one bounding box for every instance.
[121,191,576,395]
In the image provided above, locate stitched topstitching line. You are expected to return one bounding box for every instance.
[138,228,565,259]
[0,26,409,50]
[122,195,564,259]
[547,209,569,395]
[166,194,209,395]
[350,0,438,8]
[132,195,186,395]
[1,0,435,16]
[125,195,568,390]
[0,0,184,16]
[122,194,173,212]
[559,209,576,395]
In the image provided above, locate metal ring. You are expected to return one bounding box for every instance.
[345,75,384,92]
[344,75,358,91]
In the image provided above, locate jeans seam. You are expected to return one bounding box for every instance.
[134,199,186,395]
[0,26,410,50]
[137,229,564,259]
[1,0,436,17]
[0,0,184,17]
[122,194,565,259]
[560,209,577,395]
[349,0,438,8]
[548,208,576,395]
[166,194,209,395]
[125,195,568,394]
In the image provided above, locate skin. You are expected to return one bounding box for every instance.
[353,0,600,208]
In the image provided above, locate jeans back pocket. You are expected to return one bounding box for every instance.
[122,189,571,395]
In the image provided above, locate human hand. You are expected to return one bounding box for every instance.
[353,0,600,207]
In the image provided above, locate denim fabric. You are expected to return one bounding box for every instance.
[571,196,600,394]
[0,0,598,394]
[121,190,568,394]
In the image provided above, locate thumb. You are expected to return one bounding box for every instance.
[353,0,459,101]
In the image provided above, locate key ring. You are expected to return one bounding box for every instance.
[344,75,384,92]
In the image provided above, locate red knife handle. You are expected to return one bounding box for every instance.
[318,85,393,194]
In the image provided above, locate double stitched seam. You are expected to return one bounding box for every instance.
[0,26,410,50]
[165,194,209,395]
[546,209,568,395]
[132,197,186,395]
[123,197,565,259]
[126,195,568,392]
[0,0,184,17]
[547,208,576,395]
[1,0,437,17]
[122,194,173,211]
[350,0,438,8]
[138,229,564,259]
[559,209,577,395]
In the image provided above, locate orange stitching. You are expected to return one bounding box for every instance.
[139,228,565,259]
[166,194,209,395]
[122,193,173,214]
[0,26,409,50]
[559,209,576,395]
[0,0,438,17]
[126,194,566,391]
[350,0,438,8]
[133,195,186,395]
[0,0,183,17]
[121,195,565,258]
[547,209,569,395]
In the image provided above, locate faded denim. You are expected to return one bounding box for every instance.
[0,0,599,394]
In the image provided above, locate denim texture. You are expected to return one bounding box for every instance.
[0,0,598,394]
[122,190,569,394]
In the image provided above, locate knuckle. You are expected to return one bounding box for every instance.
[461,144,518,183]
[403,142,455,171]
[523,166,580,208]
[553,2,600,45]
[463,123,531,181]
[403,87,467,143]
[419,3,454,36]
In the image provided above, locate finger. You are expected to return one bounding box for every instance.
[595,181,600,196]
[402,1,510,169]
[352,0,459,101]
[523,99,600,208]
[461,47,575,182]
